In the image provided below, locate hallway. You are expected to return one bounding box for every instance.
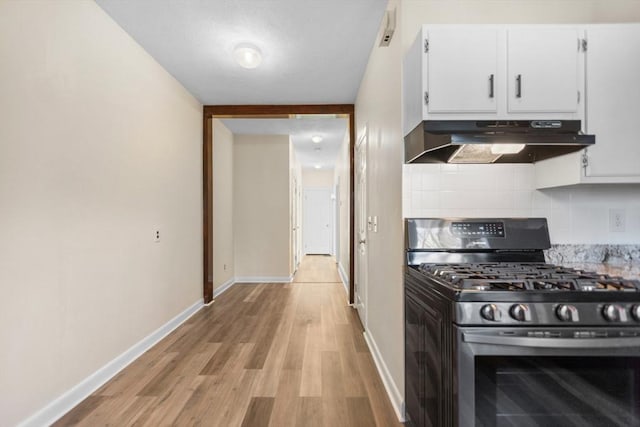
[54,256,401,426]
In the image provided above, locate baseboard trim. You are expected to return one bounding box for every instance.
[337,262,349,296]
[363,331,406,423]
[234,275,293,283]
[213,276,235,298]
[18,299,204,427]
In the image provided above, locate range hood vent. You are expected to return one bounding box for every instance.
[405,120,594,164]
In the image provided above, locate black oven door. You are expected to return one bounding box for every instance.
[456,326,640,427]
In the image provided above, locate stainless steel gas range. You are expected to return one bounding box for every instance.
[404,218,640,427]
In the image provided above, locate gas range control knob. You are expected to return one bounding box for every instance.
[632,305,640,321]
[480,304,502,322]
[510,304,531,322]
[602,304,629,322]
[556,304,580,322]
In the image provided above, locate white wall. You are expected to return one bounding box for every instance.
[354,0,405,416]
[212,120,234,289]
[301,168,335,188]
[233,135,291,279]
[0,1,202,426]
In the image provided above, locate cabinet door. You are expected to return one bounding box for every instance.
[405,290,443,427]
[584,25,640,179]
[507,28,580,113]
[405,293,427,427]
[427,28,498,113]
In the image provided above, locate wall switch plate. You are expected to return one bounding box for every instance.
[373,216,379,233]
[154,229,161,242]
[609,209,626,232]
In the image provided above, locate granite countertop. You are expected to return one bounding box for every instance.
[561,263,640,280]
[545,245,640,280]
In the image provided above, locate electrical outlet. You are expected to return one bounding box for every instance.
[154,229,161,242]
[609,209,626,232]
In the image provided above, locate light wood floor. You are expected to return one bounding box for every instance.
[54,255,402,426]
[292,255,342,283]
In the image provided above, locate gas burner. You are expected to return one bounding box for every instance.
[529,279,577,291]
[461,279,528,291]
[418,262,640,293]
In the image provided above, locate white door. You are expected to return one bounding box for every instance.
[303,188,333,254]
[291,177,300,272]
[507,28,580,113]
[355,128,368,326]
[334,181,340,260]
[426,28,499,113]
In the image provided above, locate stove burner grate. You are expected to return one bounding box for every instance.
[418,262,640,292]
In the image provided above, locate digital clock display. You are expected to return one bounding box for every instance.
[451,222,505,238]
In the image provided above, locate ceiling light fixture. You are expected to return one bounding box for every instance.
[311,135,323,144]
[233,43,262,69]
[314,164,322,169]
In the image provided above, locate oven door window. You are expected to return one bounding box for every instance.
[475,357,640,427]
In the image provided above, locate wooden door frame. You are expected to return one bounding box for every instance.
[202,104,356,304]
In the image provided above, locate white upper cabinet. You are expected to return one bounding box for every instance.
[402,25,585,136]
[507,29,581,113]
[535,24,640,188]
[426,28,498,113]
[583,25,640,180]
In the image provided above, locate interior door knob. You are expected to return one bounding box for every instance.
[359,239,366,244]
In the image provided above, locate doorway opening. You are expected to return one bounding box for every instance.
[202,105,355,304]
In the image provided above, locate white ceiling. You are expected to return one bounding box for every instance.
[221,118,348,169]
[95,0,388,105]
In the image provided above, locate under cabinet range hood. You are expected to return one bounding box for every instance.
[404,120,595,164]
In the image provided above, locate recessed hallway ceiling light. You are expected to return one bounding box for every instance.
[314,164,322,169]
[233,43,262,69]
[311,135,323,143]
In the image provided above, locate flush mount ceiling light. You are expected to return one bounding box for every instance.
[311,135,323,144]
[314,164,322,169]
[233,43,262,69]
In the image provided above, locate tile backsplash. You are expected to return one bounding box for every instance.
[534,185,640,244]
[403,164,640,244]
[403,164,535,218]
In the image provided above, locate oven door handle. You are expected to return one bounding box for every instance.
[463,333,640,349]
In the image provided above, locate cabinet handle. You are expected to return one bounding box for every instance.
[516,74,522,98]
[489,74,494,98]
